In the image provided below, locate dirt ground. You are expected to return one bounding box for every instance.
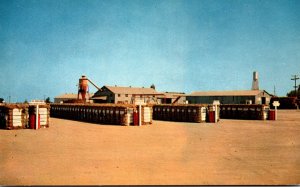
[0,110,299,185]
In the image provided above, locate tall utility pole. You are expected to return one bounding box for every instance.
[291,75,299,97]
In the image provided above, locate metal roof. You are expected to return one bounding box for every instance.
[158,92,186,98]
[188,90,269,97]
[103,85,163,95]
[55,93,94,99]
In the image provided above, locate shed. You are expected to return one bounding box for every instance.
[157,92,187,104]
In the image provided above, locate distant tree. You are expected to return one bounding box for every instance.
[0,98,4,103]
[150,84,156,90]
[287,85,300,98]
[24,99,28,104]
[45,97,51,103]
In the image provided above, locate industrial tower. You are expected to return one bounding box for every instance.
[252,71,259,90]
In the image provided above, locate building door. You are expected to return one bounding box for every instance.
[261,97,266,104]
[166,98,172,104]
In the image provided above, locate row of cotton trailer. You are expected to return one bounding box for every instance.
[220,104,270,120]
[50,104,221,125]
[153,104,219,123]
[50,103,153,126]
[0,103,272,130]
[50,104,272,123]
[0,104,50,130]
[152,104,270,122]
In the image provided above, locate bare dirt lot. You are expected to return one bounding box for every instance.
[1,110,299,185]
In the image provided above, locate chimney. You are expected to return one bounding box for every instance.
[251,71,259,90]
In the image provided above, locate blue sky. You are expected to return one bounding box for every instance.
[1,0,299,102]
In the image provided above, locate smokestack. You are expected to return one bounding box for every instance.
[252,71,259,90]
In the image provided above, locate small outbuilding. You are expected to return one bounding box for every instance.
[157,92,187,104]
[186,90,272,105]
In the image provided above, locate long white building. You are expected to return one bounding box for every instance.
[186,90,272,105]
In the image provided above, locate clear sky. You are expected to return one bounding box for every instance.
[1,0,300,102]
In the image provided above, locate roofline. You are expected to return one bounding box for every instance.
[55,93,94,99]
[102,85,160,94]
[262,89,272,96]
[104,85,154,89]
[131,93,165,96]
[187,90,270,96]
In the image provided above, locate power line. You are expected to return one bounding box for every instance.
[291,75,299,96]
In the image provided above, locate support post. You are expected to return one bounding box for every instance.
[139,105,141,126]
[212,100,220,123]
[36,105,39,130]
[272,101,280,121]
[214,105,217,123]
[275,106,277,121]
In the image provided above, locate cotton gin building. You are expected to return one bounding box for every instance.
[186,90,272,105]
[91,85,164,104]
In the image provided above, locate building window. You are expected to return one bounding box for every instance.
[125,94,128,97]
[118,94,121,97]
